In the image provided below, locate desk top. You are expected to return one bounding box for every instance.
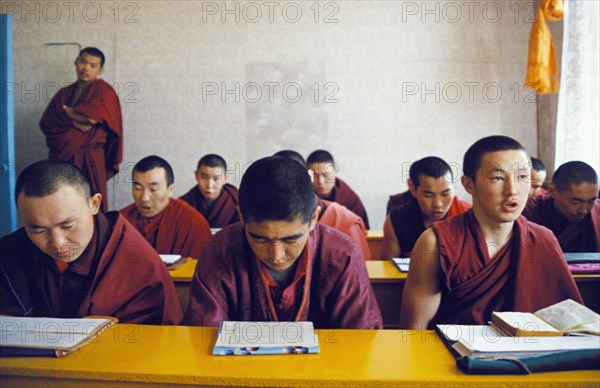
[1,325,598,387]
[366,229,383,240]
[170,259,408,282]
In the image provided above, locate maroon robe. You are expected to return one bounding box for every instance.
[183,223,382,329]
[179,184,239,228]
[389,196,472,257]
[430,210,582,327]
[0,212,182,324]
[324,178,370,229]
[120,198,212,260]
[387,191,414,214]
[40,79,123,213]
[523,196,600,252]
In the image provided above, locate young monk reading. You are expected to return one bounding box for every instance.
[40,47,122,213]
[183,156,382,328]
[307,149,370,229]
[120,155,212,259]
[523,161,599,252]
[180,154,239,228]
[274,150,371,259]
[400,136,582,329]
[0,160,181,324]
[381,157,471,260]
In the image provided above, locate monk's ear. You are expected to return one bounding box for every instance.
[461,175,475,195]
[547,184,557,198]
[307,169,314,182]
[89,193,102,215]
[309,206,321,231]
[167,184,175,197]
[407,179,417,197]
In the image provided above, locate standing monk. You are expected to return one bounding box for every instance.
[40,47,123,213]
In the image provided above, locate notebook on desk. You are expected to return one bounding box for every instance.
[0,316,117,357]
[213,321,320,356]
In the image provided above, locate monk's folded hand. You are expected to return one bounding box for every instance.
[73,121,92,132]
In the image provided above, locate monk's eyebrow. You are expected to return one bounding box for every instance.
[571,196,598,202]
[248,231,305,241]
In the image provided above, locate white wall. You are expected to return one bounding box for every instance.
[7,0,537,229]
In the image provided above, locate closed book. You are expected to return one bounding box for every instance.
[213,321,320,356]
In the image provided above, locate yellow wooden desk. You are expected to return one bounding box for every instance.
[366,229,383,260]
[2,325,598,387]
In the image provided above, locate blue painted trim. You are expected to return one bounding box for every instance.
[1,14,17,236]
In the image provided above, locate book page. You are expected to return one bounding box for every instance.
[0,317,112,350]
[392,258,410,272]
[492,312,560,334]
[436,324,504,343]
[535,299,600,334]
[215,321,318,348]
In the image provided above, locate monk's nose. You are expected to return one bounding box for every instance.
[270,242,285,263]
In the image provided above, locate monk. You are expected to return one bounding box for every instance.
[180,154,239,228]
[0,160,181,324]
[307,150,370,229]
[523,161,599,252]
[274,150,371,259]
[529,157,549,198]
[381,157,471,260]
[120,155,212,259]
[400,136,582,329]
[40,47,123,213]
[183,156,382,329]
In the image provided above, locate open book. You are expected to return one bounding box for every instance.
[0,316,117,357]
[491,299,600,336]
[436,324,600,360]
[213,321,320,356]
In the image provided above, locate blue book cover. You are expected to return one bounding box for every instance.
[213,321,320,356]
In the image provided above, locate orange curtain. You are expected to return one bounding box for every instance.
[525,0,564,93]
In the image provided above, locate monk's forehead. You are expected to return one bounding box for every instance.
[478,150,530,172]
[78,52,102,63]
[560,182,599,197]
[199,165,224,175]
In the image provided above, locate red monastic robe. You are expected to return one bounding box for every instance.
[0,212,182,324]
[40,79,123,213]
[317,198,371,259]
[120,198,212,260]
[325,178,370,229]
[183,223,382,329]
[389,196,472,257]
[386,191,414,214]
[430,211,582,327]
[179,184,239,228]
[523,196,600,252]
